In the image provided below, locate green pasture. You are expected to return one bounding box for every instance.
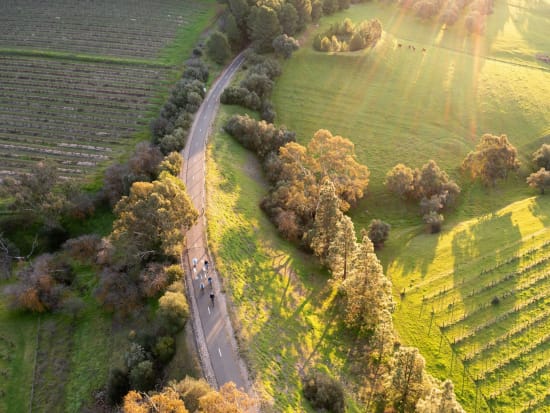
[273,0,550,229]
[206,106,363,412]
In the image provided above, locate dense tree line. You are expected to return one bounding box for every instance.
[313,17,383,52]
[221,53,282,122]
[150,59,208,154]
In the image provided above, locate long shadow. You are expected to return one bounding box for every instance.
[452,211,522,313]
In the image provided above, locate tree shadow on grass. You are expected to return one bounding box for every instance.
[529,195,550,228]
[452,211,521,314]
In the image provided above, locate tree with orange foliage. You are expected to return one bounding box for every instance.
[198,382,255,413]
[123,389,189,413]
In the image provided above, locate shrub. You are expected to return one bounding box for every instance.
[154,336,175,364]
[95,268,140,315]
[302,371,345,413]
[139,263,168,298]
[532,144,550,170]
[158,291,189,333]
[62,234,102,262]
[106,368,130,405]
[165,264,184,284]
[129,360,155,391]
[367,219,391,249]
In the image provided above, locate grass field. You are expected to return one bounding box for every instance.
[0,0,217,182]
[269,1,550,411]
[207,106,364,412]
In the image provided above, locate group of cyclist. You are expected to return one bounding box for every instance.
[193,257,215,304]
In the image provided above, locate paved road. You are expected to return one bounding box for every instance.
[180,52,248,390]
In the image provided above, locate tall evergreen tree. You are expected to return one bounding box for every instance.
[327,215,356,281]
[290,0,312,30]
[340,235,394,335]
[310,179,342,262]
[389,347,426,413]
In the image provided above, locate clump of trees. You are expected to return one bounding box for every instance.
[527,143,550,194]
[221,53,282,122]
[150,59,208,154]
[462,133,520,186]
[386,160,460,233]
[313,18,382,52]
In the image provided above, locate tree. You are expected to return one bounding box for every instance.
[307,129,370,211]
[107,368,130,405]
[159,152,183,177]
[416,160,459,204]
[2,160,70,227]
[423,210,444,234]
[532,143,550,170]
[167,376,213,413]
[385,164,415,199]
[272,34,300,59]
[462,134,520,186]
[123,389,189,413]
[302,371,345,413]
[527,168,550,194]
[207,31,231,64]
[416,379,465,413]
[248,5,282,53]
[112,172,198,263]
[340,235,394,335]
[158,291,189,333]
[327,215,357,281]
[198,382,255,413]
[129,360,155,392]
[309,179,342,261]
[224,12,245,50]
[290,0,312,30]
[465,10,485,34]
[389,347,426,412]
[278,2,298,35]
[367,219,391,249]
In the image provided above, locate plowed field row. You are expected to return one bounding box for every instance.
[0,0,210,59]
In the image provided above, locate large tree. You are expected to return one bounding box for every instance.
[290,0,312,29]
[327,215,357,281]
[385,163,416,200]
[198,382,255,413]
[1,160,72,227]
[389,347,427,412]
[527,168,550,194]
[307,129,370,211]
[340,235,394,335]
[416,379,465,413]
[309,179,343,261]
[112,172,198,263]
[532,143,550,170]
[462,133,520,186]
[248,5,282,52]
[206,31,231,64]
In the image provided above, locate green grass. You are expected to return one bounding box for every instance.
[273,1,550,230]
[267,1,550,411]
[387,196,550,412]
[207,105,364,412]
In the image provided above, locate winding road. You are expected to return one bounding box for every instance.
[180,52,249,391]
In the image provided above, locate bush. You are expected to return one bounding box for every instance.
[139,263,168,298]
[154,336,175,364]
[158,291,189,333]
[129,360,155,391]
[367,219,391,249]
[165,264,184,284]
[302,371,345,413]
[107,368,130,405]
[62,234,102,262]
